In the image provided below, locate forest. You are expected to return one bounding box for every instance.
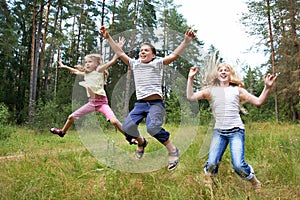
[0,0,299,130]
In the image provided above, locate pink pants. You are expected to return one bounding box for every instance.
[71,96,116,121]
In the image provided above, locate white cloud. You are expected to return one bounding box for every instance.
[173,0,268,69]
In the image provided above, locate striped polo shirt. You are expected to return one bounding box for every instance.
[129,58,163,100]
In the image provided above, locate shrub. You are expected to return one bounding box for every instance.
[0,124,15,140]
[0,102,9,124]
[34,100,72,130]
[0,103,15,140]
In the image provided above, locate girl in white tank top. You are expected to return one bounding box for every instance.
[187,62,278,191]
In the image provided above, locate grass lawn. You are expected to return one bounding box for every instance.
[0,122,299,200]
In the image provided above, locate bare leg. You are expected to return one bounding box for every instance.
[109,117,138,144]
[164,139,179,170]
[50,115,74,137]
[61,115,74,134]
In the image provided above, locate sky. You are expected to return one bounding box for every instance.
[173,0,268,70]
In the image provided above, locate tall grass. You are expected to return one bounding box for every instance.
[0,122,299,200]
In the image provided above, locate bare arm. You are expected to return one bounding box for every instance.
[57,61,84,76]
[163,29,196,65]
[239,73,278,106]
[96,37,126,72]
[187,67,211,101]
[100,26,130,66]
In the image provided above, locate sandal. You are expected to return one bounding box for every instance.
[168,147,179,171]
[50,127,65,137]
[129,138,138,145]
[135,138,148,159]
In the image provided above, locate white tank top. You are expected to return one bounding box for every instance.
[210,86,244,129]
[79,70,106,97]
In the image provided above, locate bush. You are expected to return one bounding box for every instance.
[0,103,15,140]
[0,124,15,140]
[34,100,72,130]
[0,102,9,124]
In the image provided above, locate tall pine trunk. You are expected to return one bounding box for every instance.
[266,0,279,121]
[48,1,60,97]
[38,1,51,98]
[28,1,37,123]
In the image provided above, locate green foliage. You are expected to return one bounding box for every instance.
[1,0,298,126]
[0,103,9,124]
[34,100,72,130]
[198,102,213,125]
[241,65,278,122]
[165,91,181,124]
[0,103,14,140]
[242,0,300,121]
[0,124,15,141]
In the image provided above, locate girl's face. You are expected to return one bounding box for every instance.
[84,57,98,73]
[139,44,156,63]
[217,65,231,85]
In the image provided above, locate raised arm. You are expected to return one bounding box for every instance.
[239,73,278,106]
[163,29,196,65]
[100,26,130,66]
[57,61,84,76]
[186,67,210,101]
[96,37,126,72]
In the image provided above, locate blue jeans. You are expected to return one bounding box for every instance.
[122,100,170,144]
[204,127,255,180]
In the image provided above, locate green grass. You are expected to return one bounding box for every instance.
[0,122,299,200]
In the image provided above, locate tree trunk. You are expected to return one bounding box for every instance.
[100,0,106,55]
[38,1,50,98]
[34,3,43,100]
[49,1,60,97]
[75,2,84,62]
[266,0,279,121]
[28,0,37,123]
[55,3,63,98]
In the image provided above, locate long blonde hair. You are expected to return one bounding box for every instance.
[204,52,244,87]
[212,63,244,87]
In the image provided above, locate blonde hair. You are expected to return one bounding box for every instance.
[84,53,104,66]
[204,52,244,87]
[211,63,244,87]
[83,54,109,84]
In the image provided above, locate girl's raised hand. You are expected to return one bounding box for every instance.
[264,73,279,87]
[100,26,109,39]
[185,29,196,42]
[117,36,126,48]
[188,67,199,78]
